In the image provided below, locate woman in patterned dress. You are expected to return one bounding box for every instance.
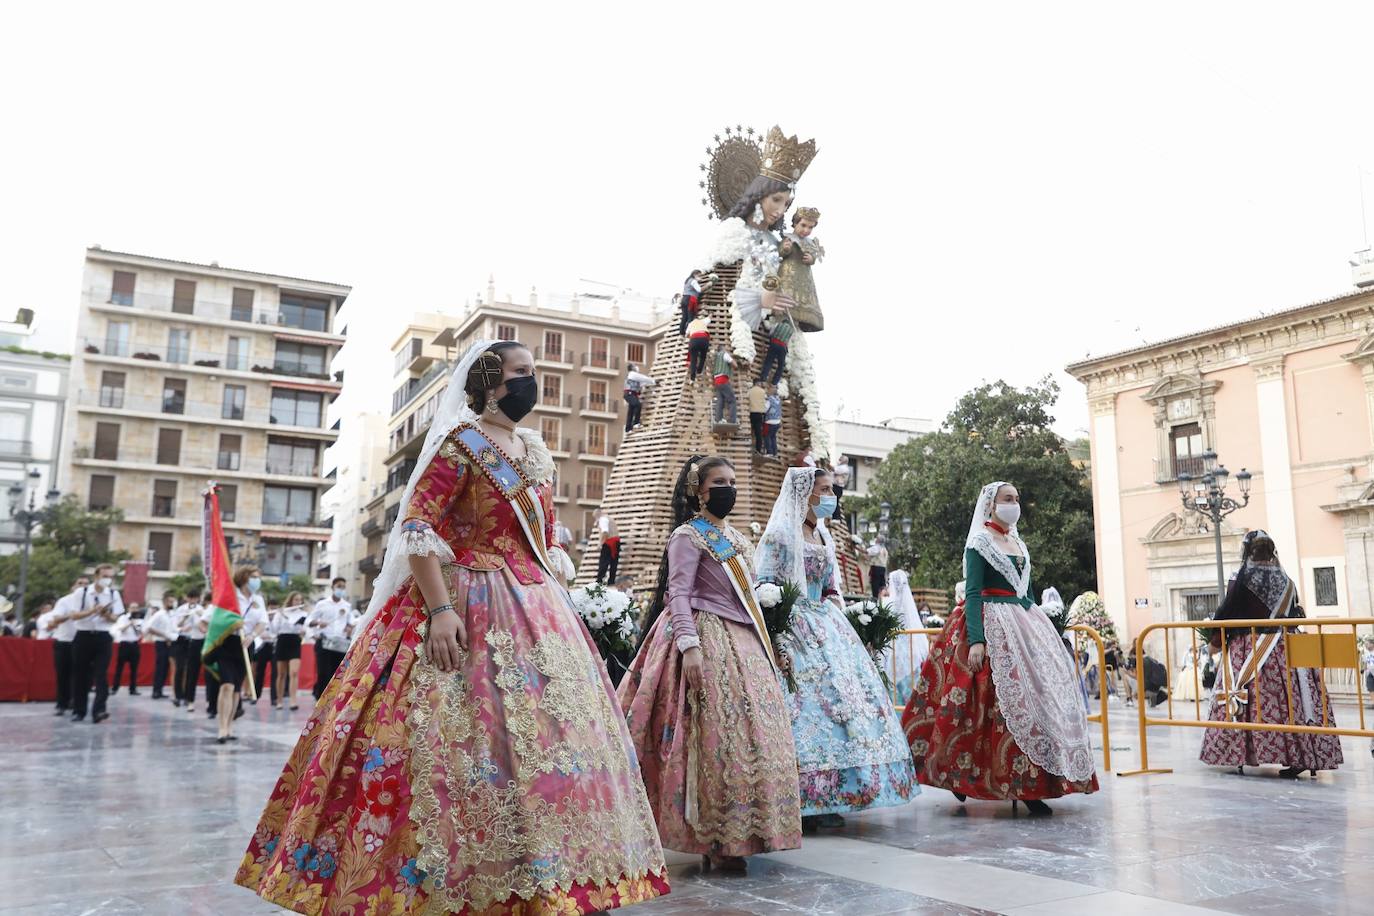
[235,339,668,915]
[756,467,917,831]
[1199,530,1343,777]
[902,482,1098,815]
[619,455,802,874]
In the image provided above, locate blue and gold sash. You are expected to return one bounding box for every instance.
[687,517,779,672]
[453,425,560,583]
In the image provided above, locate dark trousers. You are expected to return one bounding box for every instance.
[205,655,221,714]
[764,422,780,456]
[70,631,113,718]
[152,641,172,696]
[625,392,642,431]
[52,640,73,710]
[832,483,845,519]
[688,338,709,379]
[253,643,277,703]
[596,542,620,585]
[113,642,140,692]
[759,342,788,384]
[749,411,765,451]
[176,637,202,705]
[869,565,888,599]
[314,646,345,699]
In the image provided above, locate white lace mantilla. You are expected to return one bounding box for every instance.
[984,602,1095,782]
[514,427,556,486]
[968,531,1031,597]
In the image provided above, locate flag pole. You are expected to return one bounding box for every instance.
[241,635,258,702]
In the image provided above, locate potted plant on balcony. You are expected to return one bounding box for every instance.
[194,358,221,368]
[132,351,161,361]
[84,344,99,354]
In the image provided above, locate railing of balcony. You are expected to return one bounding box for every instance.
[539,393,573,409]
[580,352,622,371]
[74,443,327,479]
[86,284,337,333]
[82,337,339,383]
[0,439,33,458]
[74,389,328,430]
[578,396,621,415]
[535,345,574,363]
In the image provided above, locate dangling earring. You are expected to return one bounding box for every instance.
[752,202,765,225]
[486,391,500,415]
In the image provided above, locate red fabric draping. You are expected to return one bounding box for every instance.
[0,636,319,702]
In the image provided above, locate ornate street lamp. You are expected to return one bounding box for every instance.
[1177,458,1252,598]
[8,468,59,622]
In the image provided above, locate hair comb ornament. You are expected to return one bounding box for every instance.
[687,462,702,490]
[470,351,505,391]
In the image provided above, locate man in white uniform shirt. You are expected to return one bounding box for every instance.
[110,603,144,696]
[309,577,352,700]
[175,592,208,712]
[39,577,86,716]
[67,563,124,723]
[144,593,179,700]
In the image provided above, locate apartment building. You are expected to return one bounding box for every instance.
[0,310,68,554]
[354,286,668,599]
[65,248,349,585]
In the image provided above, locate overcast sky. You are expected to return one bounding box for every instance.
[6,2,1374,445]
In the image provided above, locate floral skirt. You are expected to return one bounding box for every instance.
[1199,634,1344,771]
[901,605,1099,801]
[784,603,917,816]
[234,564,669,915]
[619,611,801,857]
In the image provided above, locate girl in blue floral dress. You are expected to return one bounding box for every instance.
[756,467,917,830]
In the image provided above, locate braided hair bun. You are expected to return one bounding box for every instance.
[465,341,527,413]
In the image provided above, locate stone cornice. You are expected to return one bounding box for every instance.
[1066,296,1374,397]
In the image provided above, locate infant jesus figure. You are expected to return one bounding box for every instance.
[777,206,826,332]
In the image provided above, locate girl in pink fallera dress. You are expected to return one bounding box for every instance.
[618,455,802,874]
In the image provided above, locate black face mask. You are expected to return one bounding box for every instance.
[704,485,737,518]
[497,375,538,422]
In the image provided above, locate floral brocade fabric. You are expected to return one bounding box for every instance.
[901,604,1099,801]
[619,611,802,857]
[1199,634,1343,771]
[782,543,916,816]
[235,428,668,914]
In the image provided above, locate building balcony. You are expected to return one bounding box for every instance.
[0,439,33,460]
[552,482,570,504]
[575,483,605,506]
[361,515,384,538]
[73,390,334,437]
[81,338,342,389]
[578,396,620,419]
[391,360,451,417]
[577,440,617,463]
[548,437,571,458]
[359,554,381,575]
[579,352,622,376]
[534,394,573,415]
[261,510,332,529]
[84,285,344,341]
[72,445,332,484]
[535,345,575,369]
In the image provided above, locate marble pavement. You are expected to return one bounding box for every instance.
[2,692,1371,915]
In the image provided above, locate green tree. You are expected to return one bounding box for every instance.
[261,574,316,605]
[166,557,207,600]
[42,495,127,564]
[859,378,1096,601]
[0,541,84,610]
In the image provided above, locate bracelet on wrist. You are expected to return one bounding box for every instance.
[427,603,455,619]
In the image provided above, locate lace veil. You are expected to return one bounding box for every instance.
[754,467,819,588]
[964,480,1032,598]
[355,338,495,633]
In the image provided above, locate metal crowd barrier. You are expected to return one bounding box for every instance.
[888,624,1112,771]
[1118,616,1374,777]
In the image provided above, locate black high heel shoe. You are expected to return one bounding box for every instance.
[952,792,967,802]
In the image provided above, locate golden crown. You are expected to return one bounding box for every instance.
[794,206,820,223]
[760,126,818,185]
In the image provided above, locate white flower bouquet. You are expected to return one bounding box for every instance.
[569,583,639,685]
